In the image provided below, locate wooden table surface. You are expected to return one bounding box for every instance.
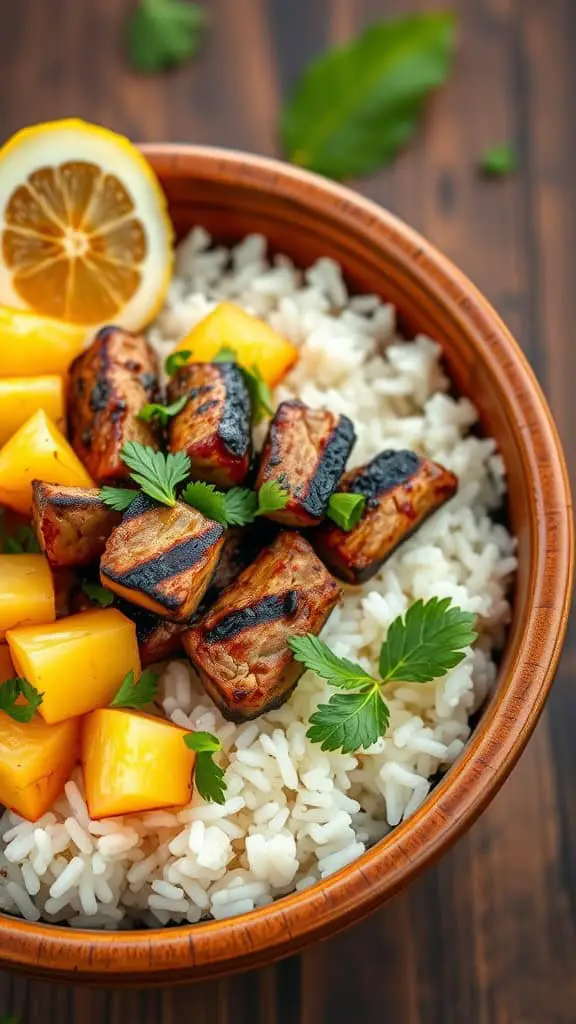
[0,0,574,1020]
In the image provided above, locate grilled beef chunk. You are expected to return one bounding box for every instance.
[68,326,160,484]
[32,481,123,568]
[183,531,341,722]
[314,449,458,584]
[167,362,252,487]
[255,401,356,527]
[100,494,225,622]
[114,600,186,667]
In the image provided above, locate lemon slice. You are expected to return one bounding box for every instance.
[0,119,174,330]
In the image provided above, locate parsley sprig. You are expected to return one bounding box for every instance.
[289,598,477,754]
[110,669,159,709]
[0,678,44,723]
[101,443,191,510]
[184,731,226,804]
[82,581,115,608]
[181,479,289,526]
[165,350,191,376]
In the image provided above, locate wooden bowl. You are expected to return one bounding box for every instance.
[0,147,572,984]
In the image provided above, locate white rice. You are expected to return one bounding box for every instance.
[0,228,516,928]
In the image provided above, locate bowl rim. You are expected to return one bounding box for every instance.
[0,144,572,982]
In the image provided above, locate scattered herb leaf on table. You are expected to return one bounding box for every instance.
[480,144,518,177]
[281,11,456,181]
[127,0,206,73]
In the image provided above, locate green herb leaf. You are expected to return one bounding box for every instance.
[120,442,190,507]
[327,492,366,531]
[242,364,273,424]
[165,350,192,376]
[184,731,226,804]
[110,669,159,709]
[256,480,289,517]
[100,486,138,511]
[378,597,477,683]
[126,0,205,73]
[307,686,389,754]
[223,487,258,526]
[281,12,455,180]
[213,346,238,363]
[0,678,43,723]
[288,633,377,690]
[213,346,273,424]
[480,144,518,177]
[82,581,115,608]
[181,481,228,524]
[0,514,41,554]
[137,394,188,426]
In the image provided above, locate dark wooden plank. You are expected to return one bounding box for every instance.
[0,0,574,1021]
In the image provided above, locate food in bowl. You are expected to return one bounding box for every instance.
[0,125,517,931]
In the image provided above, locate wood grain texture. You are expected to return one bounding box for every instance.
[0,0,574,1019]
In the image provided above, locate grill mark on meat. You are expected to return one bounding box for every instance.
[197,399,218,415]
[300,414,356,517]
[139,371,158,394]
[205,590,300,644]
[103,524,224,609]
[45,490,106,509]
[217,363,252,458]
[347,450,422,501]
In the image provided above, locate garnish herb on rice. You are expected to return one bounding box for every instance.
[289,598,478,754]
[0,677,43,723]
[281,11,455,181]
[183,731,226,804]
[110,669,160,709]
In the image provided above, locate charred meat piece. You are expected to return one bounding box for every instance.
[167,362,252,487]
[68,325,160,484]
[183,531,341,722]
[114,600,186,667]
[32,481,123,568]
[100,493,225,622]
[196,520,280,615]
[314,449,458,584]
[255,401,356,527]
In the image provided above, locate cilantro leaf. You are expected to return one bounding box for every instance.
[110,669,159,709]
[327,492,366,531]
[100,486,138,511]
[256,480,289,517]
[480,144,518,177]
[181,481,228,524]
[223,487,258,526]
[120,442,190,507]
[184,731,226,804]
[281,12,455,180]
[307,686,389,754]
[288,634,377,690]
[165,350,192,376]
[0,678,43,723]
[378,597,477,683]
[137,394,188,426]
[126,0,205,74]
[82,581,115,608]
